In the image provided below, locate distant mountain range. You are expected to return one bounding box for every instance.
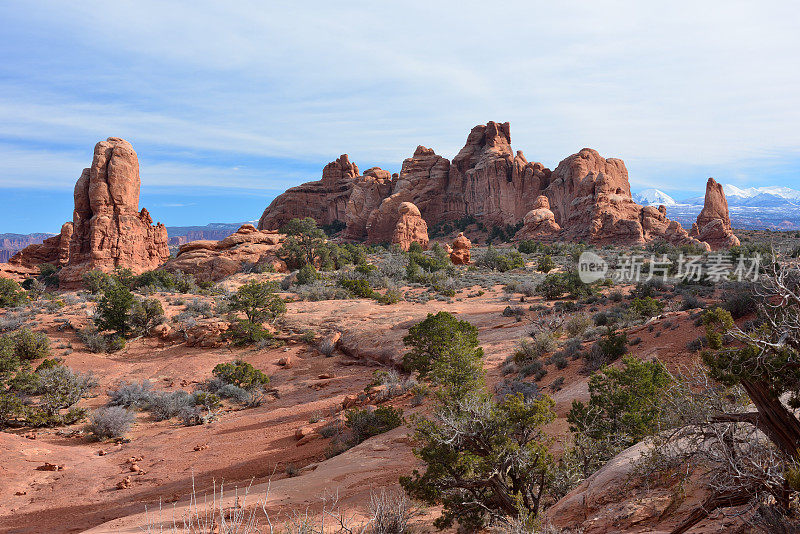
[0,223,249,263]
[634,184,800,230]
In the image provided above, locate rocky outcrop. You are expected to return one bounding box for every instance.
[162,224,287,282]
[690,178,740,249]
[258,155,360,231]
[390,203,428,251]
[515,195,561,240]
[1,138,169,287]
[449,232,471,265]
[363,146,450,244]
[641,205,711,251]
[342,167,394,241]
[256,122,721,250]
[56,138,170,288]
[444,122,551,225]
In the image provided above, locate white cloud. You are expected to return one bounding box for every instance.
[0,0,798,194]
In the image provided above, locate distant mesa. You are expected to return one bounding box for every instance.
[257,121,725,250]
[1,138,170,287]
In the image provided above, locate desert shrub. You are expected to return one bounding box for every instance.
[108,380,154,409]
[35,365,95,417]
[402,312,484,400]
[129,298,165,335]
[277,217,328,269]
[502,305,525,321]
[517,240,540,254]
[565,314,591,337]
[133,269,199,293]
[94,282,136,336]
[495,378,539,401]
[224,319,273,346]
[0,278,27,308]
[368,489,417,534]
[293,281,350,301]
[37,264,59,288]
[228,280,285,324]
[78,326,125,353]
[379,254,408,281]
[537,271,590,300]
[345,406,403,445]
[216,383,253,404]
[514,333,556,363]
[630,296,664,319]
[183,299,213,318]
[5,327,50,361]
[86,406,135,440]
[148,391,193,421]
[477,245,525,272]
[721,290,755,319]
[519,359,544,378]
[83,270,114,294]
[339,277,375,298]
[401,393,555,531]
[567,355,671,471]
[584,328,628,371]
[537,254,555,273]
[212,360,270,391]
[680,293,702,310]
[551,353,568,370]
[295,264,320,285]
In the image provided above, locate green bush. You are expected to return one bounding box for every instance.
[38,264,59,287]
[83,270,114,294]
[224,320,274,346]
[6,328,50,361]
[339,278,375,298]
[401,393,555,531]
[477,245,524,272]
[295,264,320,285]
[567,356,671,470]
[517,240,540,254]
[0,278,27,308]
[403,312,484,400]
[129,298,165,335]
[537,254,556,273]
[228,280,286,324]
[277,217,328,269]
[630,296,664,318]
[537,271,590,300]
[94,282,136,336]
[133,269,198,293]
[345,406,403,444]
[212,359,270,390]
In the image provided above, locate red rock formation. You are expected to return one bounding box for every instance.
[449,232,472,265]
[57,138,169,288]
[342,167,394,241]
[364,146,449,244]
[1,138,169,287]
[690,178,740,249]
[444,122,550,225]
[162,224,287,282]
[641,205,710,251]
[255,122,721,250]
[515,195,561,240]
[390,203,428,251]
[258,155,359,231]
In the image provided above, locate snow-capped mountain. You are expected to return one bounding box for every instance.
[633,188,677,206]
[633,184,800,230]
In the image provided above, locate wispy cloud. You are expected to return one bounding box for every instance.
[0,0,798,206]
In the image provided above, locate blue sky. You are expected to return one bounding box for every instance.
[1,1,799,233]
